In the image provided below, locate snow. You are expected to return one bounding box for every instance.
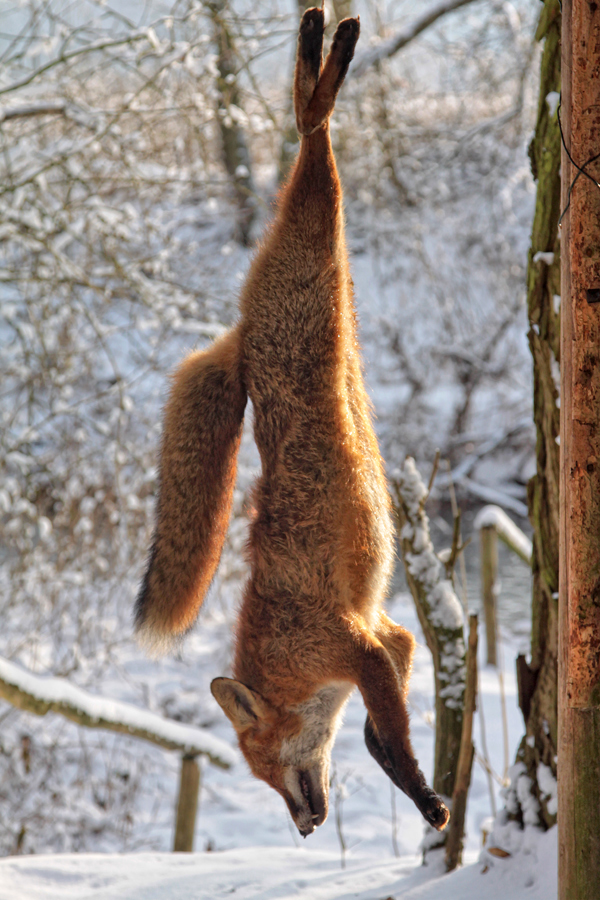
[509,763,541,828]
[0,829,558,899]
[537,763,558,817]
[398,462,465,636]
[532,251,555,266]
[0,657,237,767]
[545,92,560,118]
[396,459,466,712]
[473,505,532,563]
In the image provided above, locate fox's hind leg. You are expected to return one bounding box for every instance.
[295,8,360,135]
[294,7,324,133]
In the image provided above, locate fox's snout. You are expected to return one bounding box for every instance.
[282,767,328,837]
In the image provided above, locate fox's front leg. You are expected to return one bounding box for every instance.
[348,628,450,831]
[375,612,416,694]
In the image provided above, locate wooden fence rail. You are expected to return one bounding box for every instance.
[0,656,237,852]
[473,505,532,666]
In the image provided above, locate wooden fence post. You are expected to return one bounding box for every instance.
[173,754,201,852]
[480,526,498,666]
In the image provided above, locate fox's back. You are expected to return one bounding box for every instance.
[240,219,394,619]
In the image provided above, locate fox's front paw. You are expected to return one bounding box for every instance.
[418,788,450,831]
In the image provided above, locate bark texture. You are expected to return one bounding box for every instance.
[559,0,600,896]
[517,0,561,829]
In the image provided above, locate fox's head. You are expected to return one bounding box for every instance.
[211,677,352,837]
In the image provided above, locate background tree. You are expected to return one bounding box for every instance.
[513,0,560,828]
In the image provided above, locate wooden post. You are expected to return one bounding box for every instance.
[445,614,478,871]
[173,754,201,852]
[559,1,600,896]
[480,525,498,666]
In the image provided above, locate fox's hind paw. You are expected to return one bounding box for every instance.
[299,7,324,76]
[294,8,325,133]
[295,10,359,135]
[329,16,360,72]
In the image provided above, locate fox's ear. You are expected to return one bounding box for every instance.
[210,677,270,731]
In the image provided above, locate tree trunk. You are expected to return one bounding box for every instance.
[516,0,561,829]
[558,0,600,896]
[210,0,257,245]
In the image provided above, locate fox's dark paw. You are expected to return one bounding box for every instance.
[299,7,325,73]
[419,789,450,831]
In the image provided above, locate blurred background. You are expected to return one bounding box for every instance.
[0,0,540,857]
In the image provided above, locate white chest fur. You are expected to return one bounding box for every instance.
[279,681,354,766]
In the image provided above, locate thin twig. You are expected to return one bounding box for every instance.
[497,637,510,782]
[477,666,497,817]
[446,459,469,615]
[390,781,400,858]
[426,448,441,499]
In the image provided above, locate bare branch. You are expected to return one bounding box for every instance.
[0,32,148,97]
[351,0,482,77]
[0,101,67,122]
[426,448,441,499]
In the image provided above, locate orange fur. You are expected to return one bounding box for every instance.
[135,328,246,653]
[136,9,449,834]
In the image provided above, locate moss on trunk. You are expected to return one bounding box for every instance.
[519,0,561,829]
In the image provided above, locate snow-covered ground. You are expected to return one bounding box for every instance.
[0,829,558,900]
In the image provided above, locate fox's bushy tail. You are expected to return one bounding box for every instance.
[135,328,246,654]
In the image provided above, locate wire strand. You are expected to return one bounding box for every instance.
[557,101,600,225]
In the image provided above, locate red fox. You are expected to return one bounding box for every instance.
[135,8,449,837]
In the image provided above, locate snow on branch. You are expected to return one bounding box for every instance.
[393,458,465,652]
[473,504,532,564]
[391,456,467,835]
[0,657,237,770]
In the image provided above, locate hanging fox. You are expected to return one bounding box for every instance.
[135,8,450,837]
